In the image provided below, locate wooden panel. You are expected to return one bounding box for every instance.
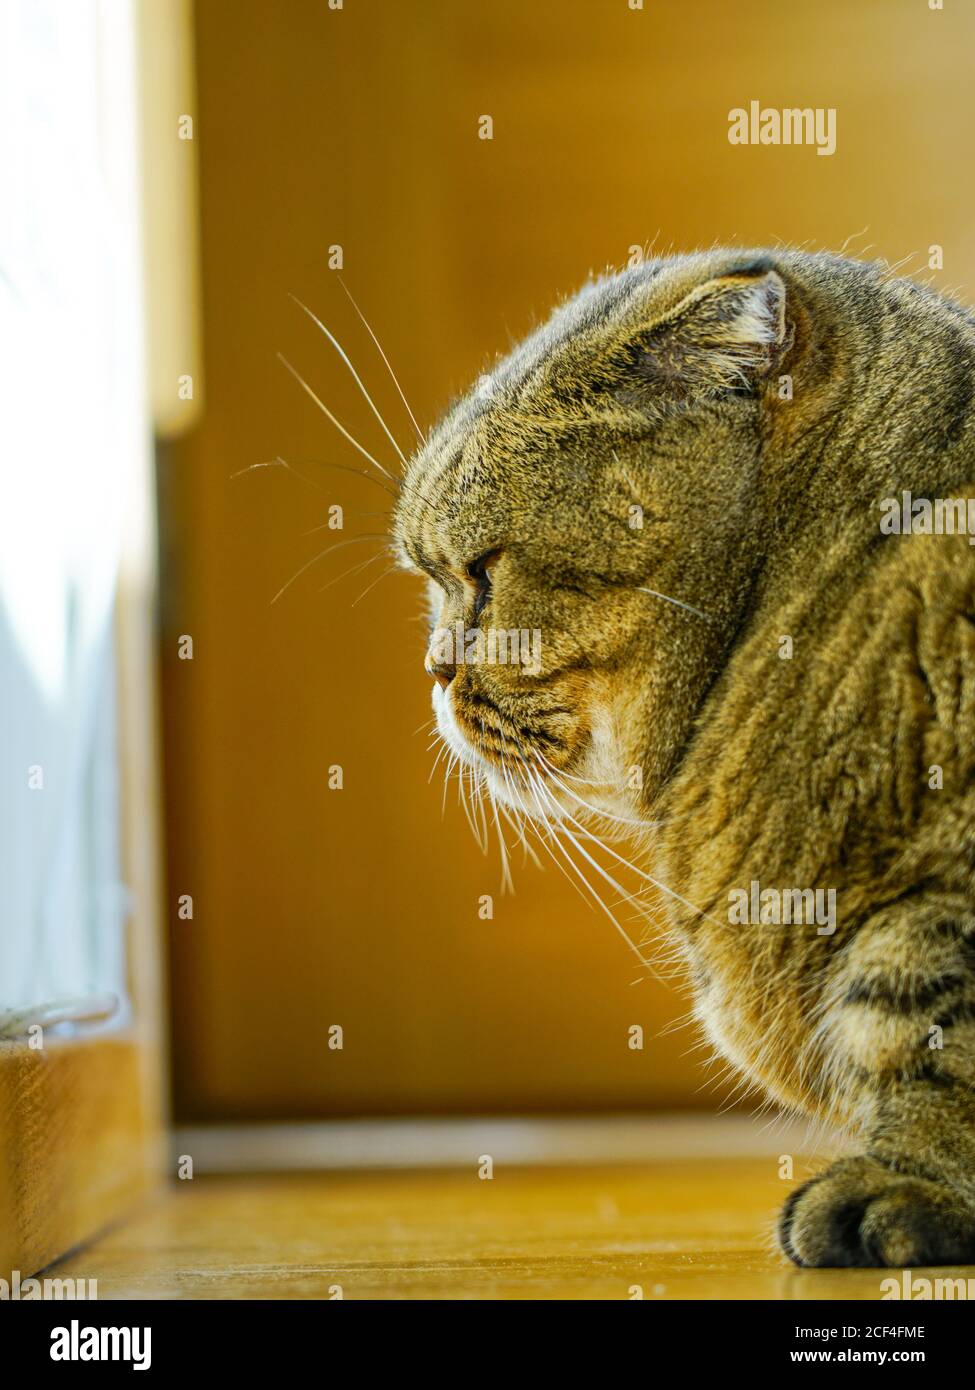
[163,0,975,1118]
[0,1038,152,1280]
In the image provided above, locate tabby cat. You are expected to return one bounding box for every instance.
[393,248,975,1268]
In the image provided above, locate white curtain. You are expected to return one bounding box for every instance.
[0,0,147,1029]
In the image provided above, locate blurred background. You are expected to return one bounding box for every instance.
[5,0,975,1148]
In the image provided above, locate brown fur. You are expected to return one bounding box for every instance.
[394,248,975,1266]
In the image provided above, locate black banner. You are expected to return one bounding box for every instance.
[3,1297,972,1372]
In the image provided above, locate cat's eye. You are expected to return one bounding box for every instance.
[465,549,501,620]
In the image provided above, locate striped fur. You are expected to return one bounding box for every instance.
[395,249,975,1266]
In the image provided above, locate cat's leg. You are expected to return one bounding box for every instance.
[779,901,975,1267]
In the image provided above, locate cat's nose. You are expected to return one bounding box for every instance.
[426,660,455,690]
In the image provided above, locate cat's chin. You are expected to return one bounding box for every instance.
[432,681,551,815]
[431,682,635,826]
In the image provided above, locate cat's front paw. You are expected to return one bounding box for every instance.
[779,1156,975,1267]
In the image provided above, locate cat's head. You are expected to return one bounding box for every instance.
[394,250,797,817]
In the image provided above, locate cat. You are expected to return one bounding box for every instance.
[393,248,975,1268]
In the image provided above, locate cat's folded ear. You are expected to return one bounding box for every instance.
[627,259,788,398]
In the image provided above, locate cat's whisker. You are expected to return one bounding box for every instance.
[636,586,710,622]
[317,548,387,596]
[457,761,488,854]
[499,800,541,870]
[473,726,495,854]
[455,760,474,841]
[441,751,458,819]
[239,454,400,501]
[519,772,611,918]
[538,781,728,933]
[472,778,486,850]
[535,759,642,828]
[232,457,328,493]
[305,525,389,544]
[487,780,515,894]
[427,737,450,785]
[471,763,490,852]
[289,294,409,467]
[350,561,399,607]
[527,769,661,977]
[498,803,533,866]
[503,758,536,830]
[498,757,543,869]
[277,352,399,483]
[539,759,672,833]
[337,275,426,446]
[531,774,653,914]
[533,752,615,789]
[303,509,393,536]
[271,535,385,605]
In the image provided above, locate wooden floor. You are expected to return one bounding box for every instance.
[49,1158,943,1300]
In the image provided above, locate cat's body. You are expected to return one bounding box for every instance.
[394,249,975,1266]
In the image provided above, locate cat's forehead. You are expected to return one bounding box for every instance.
[394,259,674,562]
[395,435,506,573]
[447,258,668,420]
